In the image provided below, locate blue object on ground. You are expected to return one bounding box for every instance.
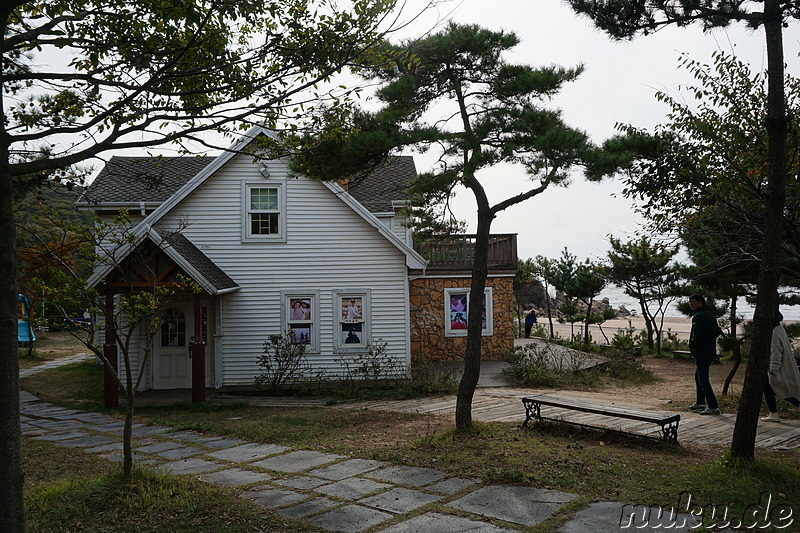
[18,320,35,343]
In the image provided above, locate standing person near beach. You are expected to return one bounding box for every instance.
[687,294,722,415]
[524,310,537,338]
[761,310,800,422]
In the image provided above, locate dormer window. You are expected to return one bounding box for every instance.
[243,182,285,242]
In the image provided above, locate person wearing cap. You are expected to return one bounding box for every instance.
[687,294,722,415]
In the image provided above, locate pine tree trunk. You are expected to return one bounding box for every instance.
[455,209,492,430]
[722,295,741,395]
[730,0,786,461]
[0,149,27,531]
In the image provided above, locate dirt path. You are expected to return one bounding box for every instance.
[556,355,746,411]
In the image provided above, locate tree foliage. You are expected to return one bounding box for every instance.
[291,22,612,429]
[565,0,795,461]
[619,53,800,276]
[1,1,411,529]
[602,236,680,352]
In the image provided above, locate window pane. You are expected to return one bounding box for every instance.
[250,188,278,210]
[161,308,186,347]
[251,213,279,235]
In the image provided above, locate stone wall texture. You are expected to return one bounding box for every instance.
[409,276,514,361]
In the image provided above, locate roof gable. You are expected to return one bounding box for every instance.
[81,126,427,270]
[78,156,214,205]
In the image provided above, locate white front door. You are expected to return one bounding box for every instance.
[153,304,193,389]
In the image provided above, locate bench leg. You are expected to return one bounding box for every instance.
[660,420,679,444]
[522,401,541,428]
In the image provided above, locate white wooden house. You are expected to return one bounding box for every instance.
[78,126,517,404]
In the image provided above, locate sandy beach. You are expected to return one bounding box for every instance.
[533,315,694,344]
[532,314,798,344]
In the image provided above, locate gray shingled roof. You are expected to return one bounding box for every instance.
[79,154,415,213]
[78,156,214,205]
[345,156,415,212]
[163,233,239,294]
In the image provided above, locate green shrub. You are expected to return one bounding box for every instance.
[254,333,311,394]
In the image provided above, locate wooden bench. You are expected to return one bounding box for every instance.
[521,394,681,443]
[673,350,721,364]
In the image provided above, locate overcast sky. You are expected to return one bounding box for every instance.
[393,0,800,263]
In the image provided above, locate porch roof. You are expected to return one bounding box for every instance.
[87,231,240,296]
[164,234,239,294]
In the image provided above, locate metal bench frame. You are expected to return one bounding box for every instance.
[522,394,681,444]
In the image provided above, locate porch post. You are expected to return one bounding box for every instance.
[103,291,118,408]
[192,293,205,402]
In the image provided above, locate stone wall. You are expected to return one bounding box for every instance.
[409,276,514,361]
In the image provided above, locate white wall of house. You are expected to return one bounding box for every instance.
[153,153,412,387]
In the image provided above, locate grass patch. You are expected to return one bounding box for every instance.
[21,353,800,531]
[21,359,105,409]
[24,449,316,533]
[502,342,657,390]
[18,331,87,369]
[141,403,445,455]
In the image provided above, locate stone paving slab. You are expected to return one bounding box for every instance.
[243,487,308,509]
[153,446,204,460]
[201,467,273,487]
[20,391,38,403]
[71,412,119,424]
[425,477,480,495]
[158,457,221,475]
[277,497,340,519]
[273,475,331,490]
[32,429,87,442]
[448,485,577,527]
[130,425,175,437]
[308,504,393,533]
[365,464,447,487]
[90,421,139,432]
[21,427,48,437]
[314,478,393,500]
[199,437,248,449]
[53,435,117,448]
[164,430,223,443]
[308,458,388,481]
[136,441,183,454]
[252,450,345,473]
[358,487,443,514]
[107,452,158,464]
[28,419,88,431]
[84,442,124,454]
[559,501,713,533]
[376,512,518,533]
[207,442,290,463]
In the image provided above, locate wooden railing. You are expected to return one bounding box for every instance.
[414,234,517,270]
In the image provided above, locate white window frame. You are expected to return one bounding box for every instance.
[280,290,320,353]
[444,287,493,337]
[333,290,371,351]
[242,182,286,242]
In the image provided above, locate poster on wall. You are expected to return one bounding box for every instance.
[288,326,311,344]
[341,297,363,322]
[288,298,312,321]
[448,292,488,330]
[341,322,363,344]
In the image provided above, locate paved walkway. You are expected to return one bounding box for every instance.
[20,356,729,532]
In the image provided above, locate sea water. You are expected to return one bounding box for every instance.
[598,285,800,321]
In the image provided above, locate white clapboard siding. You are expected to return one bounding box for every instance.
[156,153,412,387]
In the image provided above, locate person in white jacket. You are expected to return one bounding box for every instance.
[762,310,800,422]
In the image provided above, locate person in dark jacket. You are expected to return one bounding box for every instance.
[524,310,537,338]
[687,294,721,415]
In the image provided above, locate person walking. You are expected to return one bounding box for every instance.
[761,310,800,422]
[686,294,722,415]
[524,310,537,338]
